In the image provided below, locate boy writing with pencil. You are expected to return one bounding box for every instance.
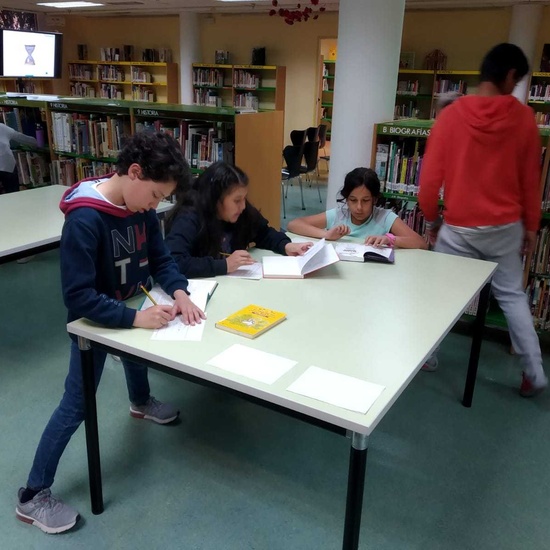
[16,132,205,534]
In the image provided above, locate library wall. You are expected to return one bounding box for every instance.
[199,13,339,146]
[535,7,550,71]
[43,15,180,95]
[401,8,511,70]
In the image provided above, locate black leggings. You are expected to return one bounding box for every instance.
[0,169,20,193]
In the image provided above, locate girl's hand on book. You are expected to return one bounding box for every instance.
[325,224,350,241]
[173,289,206,326]
[285,242,313,256]
[226,250,255,273]
[365,235,391,248]
[133,305,174,329]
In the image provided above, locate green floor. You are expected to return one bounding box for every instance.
[1,181,549,549]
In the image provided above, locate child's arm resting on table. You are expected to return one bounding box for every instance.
[287,212,350,241]
[365,218,427,249]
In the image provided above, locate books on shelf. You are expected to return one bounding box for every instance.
[262,239,339,279]
[215,304,286,339]
[334,243,395,264]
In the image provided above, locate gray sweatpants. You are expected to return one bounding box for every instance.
[435,222,546,384]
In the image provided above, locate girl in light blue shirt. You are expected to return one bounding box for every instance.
[287,167,427,249]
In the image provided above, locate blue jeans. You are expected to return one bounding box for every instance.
[27,340,151,490]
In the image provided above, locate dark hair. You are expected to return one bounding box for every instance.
[480,43,529,86]
[166,161,263,258]
[337,167,380,203]
[115,131,191,192]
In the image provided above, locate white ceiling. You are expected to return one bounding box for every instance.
[2,0,550,18]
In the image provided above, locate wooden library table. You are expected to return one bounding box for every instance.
[68,248,496,549]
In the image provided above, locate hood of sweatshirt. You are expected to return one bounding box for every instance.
[59,174,133,218]
[451,94,525,145]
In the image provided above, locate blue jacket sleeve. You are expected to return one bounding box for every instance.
[165,210,227,278]
[61,213,136,328]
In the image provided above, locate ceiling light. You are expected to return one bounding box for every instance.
[37,2,104,8]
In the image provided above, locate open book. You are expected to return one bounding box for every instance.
[334,242,395,264]
[262,238,339,279]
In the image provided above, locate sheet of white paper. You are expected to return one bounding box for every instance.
[287,366,385,414]
[227,262,262,280]
[141,281,216,341]
[206,344,297,384]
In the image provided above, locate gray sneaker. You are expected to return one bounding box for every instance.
[129,396,179,424]
[16,488,79,534]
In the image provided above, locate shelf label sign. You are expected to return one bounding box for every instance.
[136,109,159,116]
[51,103,69,109]
[380,125,430,137]
[2,99,19,105]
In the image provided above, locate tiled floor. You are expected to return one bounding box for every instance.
[1,179,549,549]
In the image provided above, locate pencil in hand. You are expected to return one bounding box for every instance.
[140,284,158,306]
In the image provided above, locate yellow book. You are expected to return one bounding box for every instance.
[215,304,286,339]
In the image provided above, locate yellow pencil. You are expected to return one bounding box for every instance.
[140,284,158,306]
[220,252,231,257]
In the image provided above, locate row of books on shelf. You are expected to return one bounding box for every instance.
[396,80,421,95]
[14,150,50,188]
[99,84,124,100]
[131,86,156,102]
[2,107,44,138]
[233,70,260,89]
[98,66,125,81]
[193,68,225,88]
[529,83,550,102]
[434,79,467,95]
[68,64,94,80]
[69,82,96,97]
[394,102,421,120]
[51,158,113,186]
[535,111,550,127]
[529,225,550,275]
[322,79,333,92]
[234,93,259,110]
[374,141,425,195]
[50,112,127,158]
[527,276,550,331]
[193,88,223,107]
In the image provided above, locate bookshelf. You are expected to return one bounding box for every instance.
[0,96,52,190]
[0,95,283,227]
[371,118,550,331]
[395,69,435,120]
[528,72,550,127]
[319,58,335,140]
[192,63,286,113]
[67,61,179,103]
[0,78,55,95]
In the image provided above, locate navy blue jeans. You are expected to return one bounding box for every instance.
[27,340,150,490]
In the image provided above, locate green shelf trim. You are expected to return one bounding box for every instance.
[322,89,334,93]
[529,272,550,279]
[542,212,550,219]
[191,168,204,175]
[381,191,444,206]
[323,60,336,64]
[321,117,332,122]
[324,75,335,79]
[321,102,333,107]
[54,150,118,162]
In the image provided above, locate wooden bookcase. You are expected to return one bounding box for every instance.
[0,95,284,227]
[0,78,55,95]
[370,118,550,331]
[191,63,286,114]
[318,58,335,140]
[527,72,550,127]
[67,61,179,103]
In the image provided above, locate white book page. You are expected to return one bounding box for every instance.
[207,344,297,384]
[262,255,301,277]
[301,243,339,275]
[296,238,326,270]
[227,262,263,280]
[287,366,385,414]
[334,242,367,260]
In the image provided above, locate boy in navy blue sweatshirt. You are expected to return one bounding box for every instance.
[16,132,205,534]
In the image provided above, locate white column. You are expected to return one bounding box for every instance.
[179,12,201,105]
[508,3,543,103]
[327,0,405,209]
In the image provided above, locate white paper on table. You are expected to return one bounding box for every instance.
[227,262,262,280]
[286,366,385,414]
[206,344,297,384]
[141,281,216,341]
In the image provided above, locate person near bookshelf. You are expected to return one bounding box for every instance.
[287,167,428,249]
[0,122,38,194]
[165,161,312,278]
[15,132,206,534]
[418,43,548,397]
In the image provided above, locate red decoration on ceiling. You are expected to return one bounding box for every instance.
[269,0,326,23]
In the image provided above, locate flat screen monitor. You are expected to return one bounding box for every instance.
[0,29,63,78]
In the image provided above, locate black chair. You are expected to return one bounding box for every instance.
[300,139,322,204]
[281,129,307,215]
[318,123,330,172]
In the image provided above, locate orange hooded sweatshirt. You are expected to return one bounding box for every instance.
[418,94,541,232]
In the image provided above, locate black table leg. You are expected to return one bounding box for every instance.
[462,282,491,408]
[79,336,104,514]
[342,432,369,550]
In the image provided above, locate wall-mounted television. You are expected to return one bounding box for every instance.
[0,29,63,79]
